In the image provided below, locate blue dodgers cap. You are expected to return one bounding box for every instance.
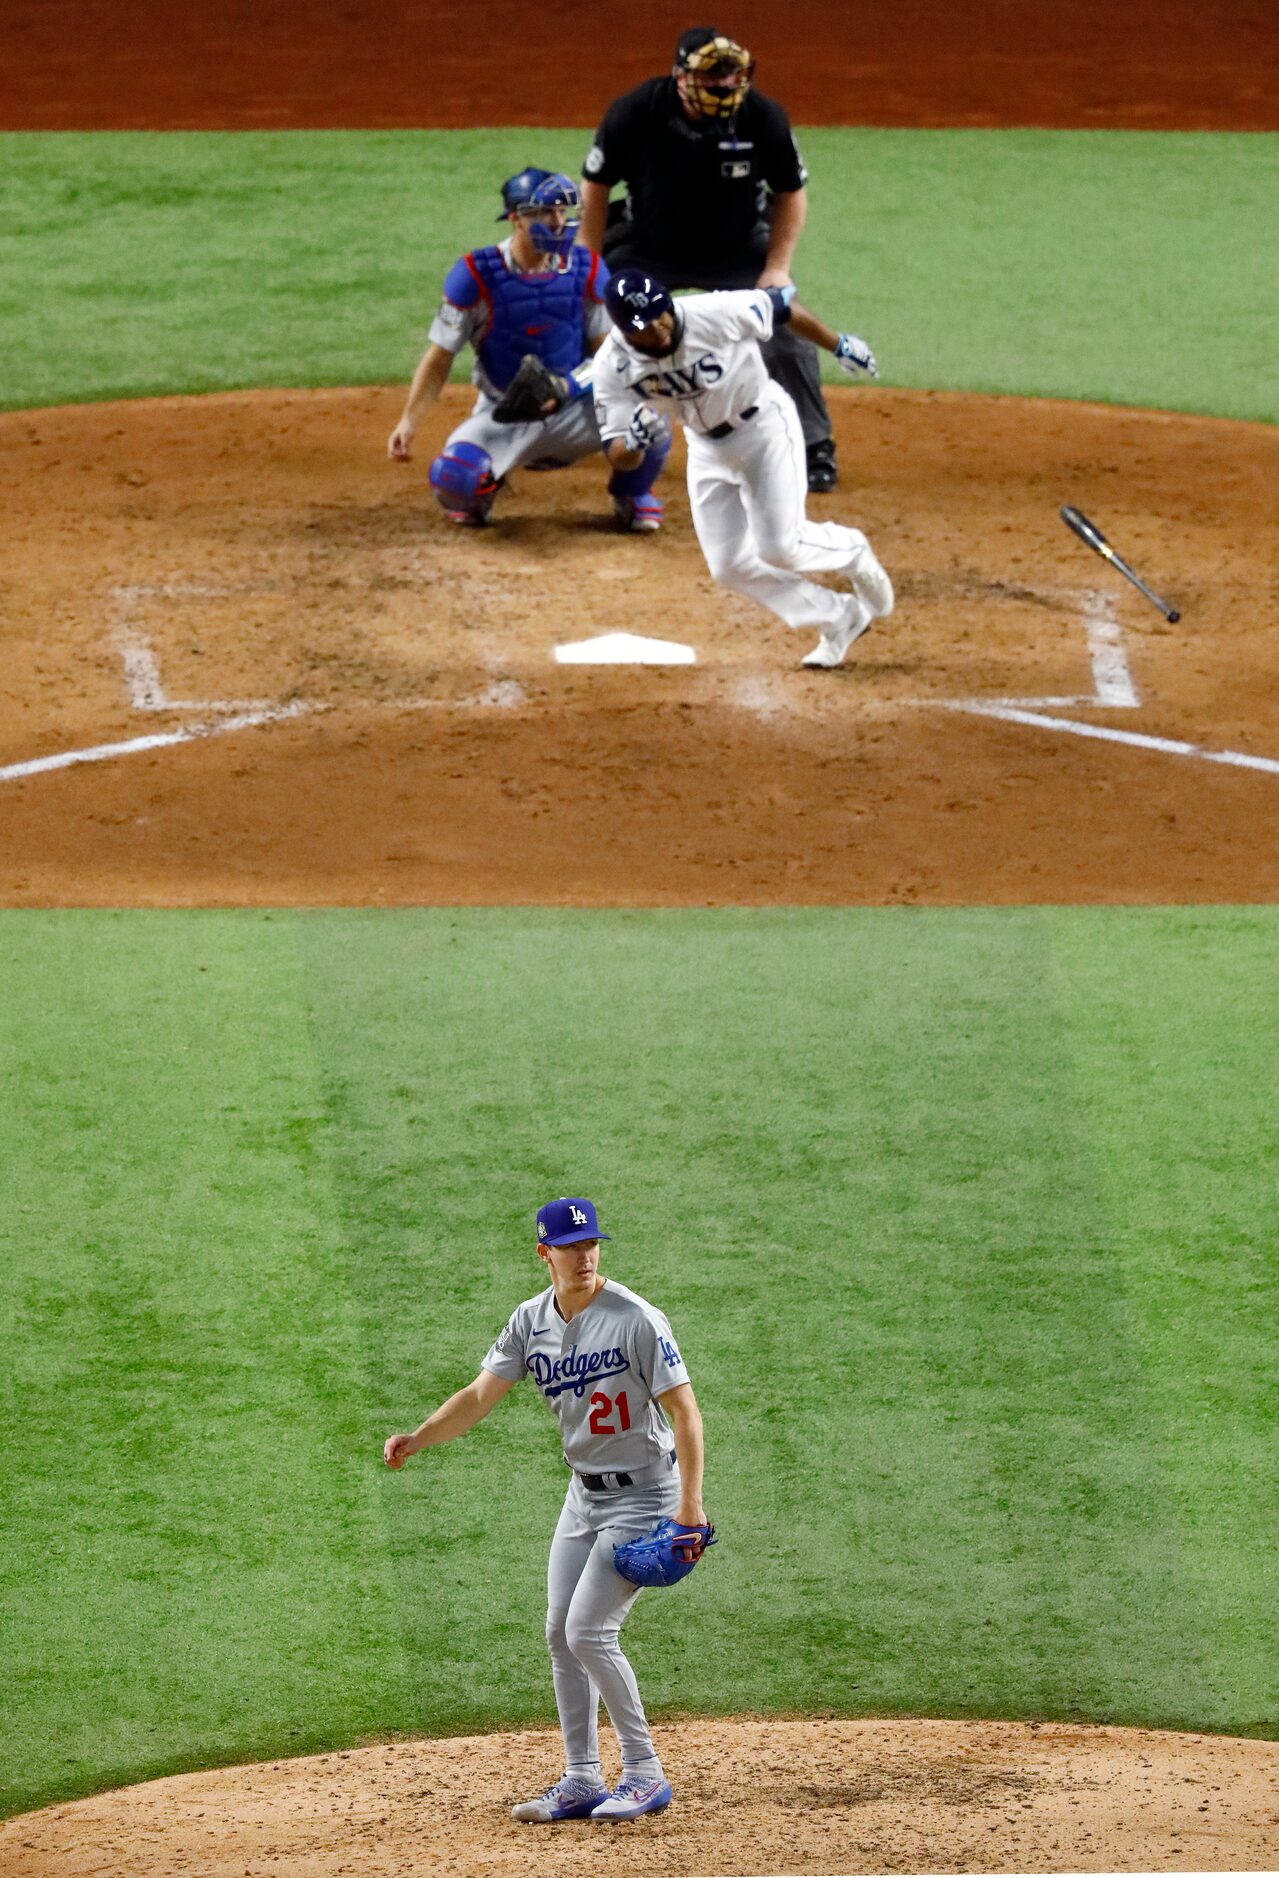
[536,1197,610,1246]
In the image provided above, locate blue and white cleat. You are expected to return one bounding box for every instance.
[511,1774,610,1822]
[614,492,664,533]
[590,1774,674,1820]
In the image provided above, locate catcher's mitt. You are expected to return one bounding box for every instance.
[613,1518,717,1588]
[492,354,570,424]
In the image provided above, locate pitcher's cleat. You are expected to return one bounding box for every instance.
[591,1775,674,1820]
[512,1774,610,1823]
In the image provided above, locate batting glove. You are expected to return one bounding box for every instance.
[834,333,878,378]
[623,403,666,453]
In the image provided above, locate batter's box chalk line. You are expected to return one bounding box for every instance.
[906,591,1278,775]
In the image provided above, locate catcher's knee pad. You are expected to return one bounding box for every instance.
[429,440,498,519]
[607,428,670,502]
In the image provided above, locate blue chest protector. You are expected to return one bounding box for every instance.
[447,245,598,393]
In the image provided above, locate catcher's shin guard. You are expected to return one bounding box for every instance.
[607,428,670,503]
[429,441,498,522]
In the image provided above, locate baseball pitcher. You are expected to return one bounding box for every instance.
[383,1196,714,1824]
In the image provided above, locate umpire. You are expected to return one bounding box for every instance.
[579,26,839,493]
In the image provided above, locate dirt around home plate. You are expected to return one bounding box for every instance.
[3,1718,1278,1876]
[2,384,1278,907]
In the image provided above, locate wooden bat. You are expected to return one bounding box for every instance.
[1060,506,1180,622]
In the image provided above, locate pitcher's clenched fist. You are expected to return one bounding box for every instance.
[383,1431,420,1468]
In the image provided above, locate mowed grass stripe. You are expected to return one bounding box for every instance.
[1,907,1276,1818]
[0,130,1276,417]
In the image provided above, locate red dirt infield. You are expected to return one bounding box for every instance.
[4,0,1277,131]
[3,384,1276,909]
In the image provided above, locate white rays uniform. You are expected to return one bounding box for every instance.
[594,289,891,646]
[482,1279,689,1780]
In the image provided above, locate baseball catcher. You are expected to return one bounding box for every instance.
[388,170,669,530]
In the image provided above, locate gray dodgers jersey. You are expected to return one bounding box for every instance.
[482,1279,690,1472]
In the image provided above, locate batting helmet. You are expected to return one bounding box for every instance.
[604,270,682,354]
[674,28,754,122]
[428,441,498,520]
[524,172,582,264]
[496,166,552,220]
[604,270,675,333]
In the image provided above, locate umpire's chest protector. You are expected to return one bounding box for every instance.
[467,246,596,391]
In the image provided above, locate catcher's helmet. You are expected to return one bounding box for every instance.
[604,270,675,334]
[674,27,754,122]
[524,172,582,264]
[497,166,552,220]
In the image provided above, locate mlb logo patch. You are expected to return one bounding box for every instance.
[721,159,751,179]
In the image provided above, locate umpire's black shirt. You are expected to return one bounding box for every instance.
[583,77,808,274]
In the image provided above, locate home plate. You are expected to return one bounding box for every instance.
[554,632,697,665]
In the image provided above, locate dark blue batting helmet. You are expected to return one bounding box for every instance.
[604,270,676,333]
[497,166,552,220]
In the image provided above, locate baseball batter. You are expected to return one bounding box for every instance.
[594,272,894,667]
[388,170,668,530]
[383,1196,711,1824]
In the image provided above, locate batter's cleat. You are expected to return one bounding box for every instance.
[801,596,874,670]
[806,438,838,493]
[511,1775,610,1823]
[614,493,664,533]
[849,543,894,621]
[590,1775,674,1821]
[444,508,488,526]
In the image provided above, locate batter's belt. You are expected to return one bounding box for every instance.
[703,403,758,441]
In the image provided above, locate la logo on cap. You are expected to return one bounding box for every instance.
[570,1205,588,1227]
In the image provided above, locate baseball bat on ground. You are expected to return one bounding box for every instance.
[1059,506,1181,622]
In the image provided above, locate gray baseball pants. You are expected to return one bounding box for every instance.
[545,1469,681,1776]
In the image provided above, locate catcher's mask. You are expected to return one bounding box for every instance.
[674,28,754,123]
[497,166,551,221]
[522,172,582,268]
[604,270,683,356]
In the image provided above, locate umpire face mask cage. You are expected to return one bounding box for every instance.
[674,32,754,123]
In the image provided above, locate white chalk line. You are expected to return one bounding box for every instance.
[1083,591,1140,708]
[942,702,1279,777]
[0,703,313,784]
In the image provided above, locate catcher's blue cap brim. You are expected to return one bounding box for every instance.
[537,1196,610,1246]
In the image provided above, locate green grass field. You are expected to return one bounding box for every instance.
[2,128,1277,417]
[3,908,1277,1817]
[2,125,1276,1821]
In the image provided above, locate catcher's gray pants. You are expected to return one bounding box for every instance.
[445,389,603,481]
[601,228,832,451]
[545,1469,681,1776]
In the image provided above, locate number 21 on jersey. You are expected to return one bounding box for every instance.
[589,1389,631,1435]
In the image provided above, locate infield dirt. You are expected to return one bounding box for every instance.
[4,1718,1278,1876]
[2,385,1276,907]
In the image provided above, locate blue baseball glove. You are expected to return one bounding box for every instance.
[613,1517,717,1588]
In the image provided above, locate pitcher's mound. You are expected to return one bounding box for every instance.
[4,1716,1278,1875]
